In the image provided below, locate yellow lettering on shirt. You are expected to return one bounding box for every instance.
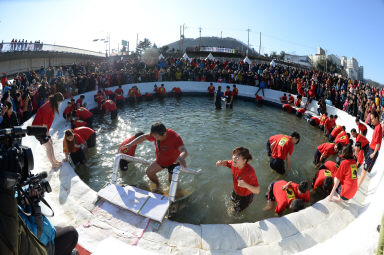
[324,170,332,177]
[278,137,289,147]
[286,187,296,200]
[351,164,357,179]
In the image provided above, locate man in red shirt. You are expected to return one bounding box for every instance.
[319,113,328,131]
[334,132,350,146]
[288,94,295,104]
[280,93,288,104]
[224,86,233,109]
[74,126,96,148]
[216,147,260,213]
[323,115,334,136]
[102,99,117,119]
[267,132,300,174]
[358,111,383,188]
[120,122,188,186]
[232,84,238,99]
[159,84,166,97]
[354,141,365,168]
[115,85,125,105]
[313,142,342,166]
[282,104,293,112]
[355,117,367,135]
[309,116,320,127]
[312,167,334,194]
[351,128,369,153]
[62,101,74,121]
[117,131,144,171]
[329,125,345,142]
[71,118,87,129]
[75,107,93,126]
[329,144,358,202]
[265,180,305,215]
[75,95,86,108]
[171,87,182,97]
[208,83,215,98]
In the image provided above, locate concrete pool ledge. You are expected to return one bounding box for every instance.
[22,82,383,254]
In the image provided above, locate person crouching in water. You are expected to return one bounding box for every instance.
[118,131,145,171]
[119,122,187,189]
[216,147,260,214]
[63,129,87,165]
[224,86,234,109]
[102,99,117,120]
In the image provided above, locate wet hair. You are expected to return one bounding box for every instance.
[329,115,334,118]
[291,199,305,212]
[350,128,357,134]
[150,122,167,136]
[218,86,222,91]
[355,141,361,148]
[336,143,343,151]
[80,95,85,99]
[323,176,333,193]
[210,82,213,85]
[341,144,354,159]
[362,129,367,136]
[226,86,230,89]
[349,139,354,146]
[134,131,144,138]
[346,133,351,138]
[355,117,360,123]
[298,181,308,193]
[64,129,75,153]
[233,84,236,87]
[334,115,338,119]
[342,126,346,131]
[49,92,64,114]
[232,147,253,163]
[291,132,300,144]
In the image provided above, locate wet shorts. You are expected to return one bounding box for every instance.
[231,190,254,213]
[161,163,180,174]
[270,157,285,174]
[364,147,379,173]
[266,181,277,201]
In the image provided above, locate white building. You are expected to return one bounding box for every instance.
[284,54,312,67]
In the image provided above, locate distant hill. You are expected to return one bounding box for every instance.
[364,78,384,87]
[164,36,258,55]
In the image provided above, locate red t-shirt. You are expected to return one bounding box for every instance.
[225,161,259,197]
[154,87,160,93]
[335,132,348,146]
[357,150,364,166]
[283,104,293,112]
[281,95,287,102]
[104,100,117,112]
[370,124,383,150]
[273,180,296,214]
[313,169,333,190]
[356,134,369,149]
[324,118,333,132]
[288,96,294,104]
[297,108,305,114]
[128,88,135,97]
[32,102,55,130]
[319,115,328,126]
[224,90,232,97]
[146,129,184,166]
[317,143,336,157]
[76,107,93,121]
[75,98,83,107]
[269,135,294,160]
[105,89,114,96]
[358,122,367,134]
[290,182,310,202]
[331,125,343,137]
[63,133,85,153]
[74,119,87,128]
[335,158,358,199]
[232,88,238,96]
[208,86,215,94]
[172,87,182,93]
[294,99,301,108]
[159,87,166,95]
[323,160,339,175]
[74,127,94,141]
[63,106,72,116]
[311,117,320,125]
[118,135,138,156]
[115,88,124,95]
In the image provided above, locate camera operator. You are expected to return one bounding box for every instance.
[0,125,78,255]
[18,188,78,255]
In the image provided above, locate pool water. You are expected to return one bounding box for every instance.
[79,96,331,224]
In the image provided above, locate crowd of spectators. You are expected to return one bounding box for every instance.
[1,56,384,130]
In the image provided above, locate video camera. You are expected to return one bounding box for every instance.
[0,126,52,213]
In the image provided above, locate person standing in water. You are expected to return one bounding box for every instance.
[214,86,224,110]
[216,147,260,213]
[120,122,188,188]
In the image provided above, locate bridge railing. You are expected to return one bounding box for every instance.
[0,42,105,57]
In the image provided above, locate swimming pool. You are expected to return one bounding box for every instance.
[78,96,330,224]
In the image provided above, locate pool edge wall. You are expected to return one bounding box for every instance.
[22,81,383,255]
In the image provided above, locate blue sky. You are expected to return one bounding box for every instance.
[1,0,384,83]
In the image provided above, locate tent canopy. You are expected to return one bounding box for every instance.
[158,53,165,60]
[206,53,215,61]
[270,59,276,67]
[243,56,252,64]
[182,53,191,62]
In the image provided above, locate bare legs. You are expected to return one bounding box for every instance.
[145,161,163,186]
[43,138,61,168]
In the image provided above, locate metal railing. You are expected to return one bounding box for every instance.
[0,42,105,57]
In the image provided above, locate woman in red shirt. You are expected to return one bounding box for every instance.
[216,147,260,213]
[32,92,64,168]
[62,129,87,165]
[328,144,358,202]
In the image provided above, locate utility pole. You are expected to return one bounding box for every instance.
[246,28,251,55]
[182,24,185,52]
[199,27,202,47]
[221,31,222,47]
[259,32,261,55]
[179,25,182,51]
[325,50,328,73]
[136,33,138,49]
